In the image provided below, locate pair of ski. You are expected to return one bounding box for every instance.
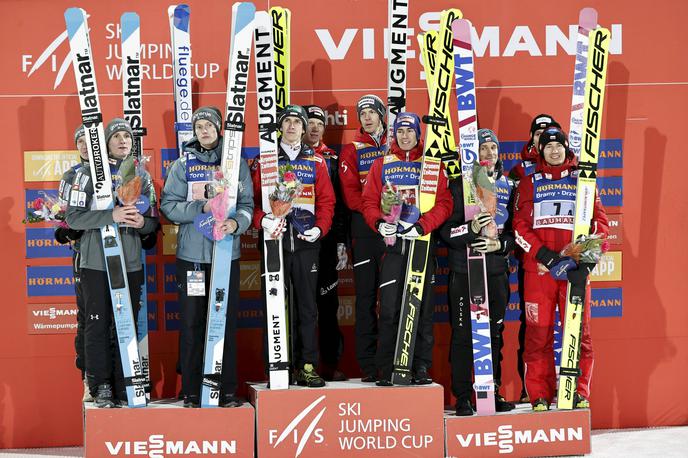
[65,9,147,407]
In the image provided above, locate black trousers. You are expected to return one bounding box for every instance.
[352,236,386,376]
[376,242,435,380]
[516,263,527,392]
[177,258,239,398]
[316,235,343,367]
[72,251,85,377]
[82,268,143,399]
[448,270,509,401]
[282,248,320,368]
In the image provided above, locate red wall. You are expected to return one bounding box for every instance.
[1,0,687,448]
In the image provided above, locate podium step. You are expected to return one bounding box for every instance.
[83,399,254,457]
[250,379,445,457]
[444,403,591,457]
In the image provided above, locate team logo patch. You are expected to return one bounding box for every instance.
[450,224,468,238]
[525,302,539,323]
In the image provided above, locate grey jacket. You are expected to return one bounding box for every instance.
[66,158,158,272]
[160,137,254,263]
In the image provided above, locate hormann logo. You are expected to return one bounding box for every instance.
[455,425,584,454]
[105,434,237,457]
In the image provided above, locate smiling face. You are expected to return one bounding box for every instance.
[107,130,132,160]
[194,119,219,149]
[305,118,324,147]
[542,141,566,166]
[479,141,499,169]
[395,126,418,152]
[359,108,382,134]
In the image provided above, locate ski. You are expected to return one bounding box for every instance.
[200,1,255,407]
[168,4,193,156]
[557,26,610,410]
[271,6,290,112]
[253,10,290,390]
[390,8,461,385]
[121,11,151,399]
[386,0,409,145]
[64,7,146,408]
[453,18,495,415]
[568,8,598,160]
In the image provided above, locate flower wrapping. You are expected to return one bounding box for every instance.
[380,179,402,246]
[471,160,498,238]
[269,164,303,217]
[116,154,150,206]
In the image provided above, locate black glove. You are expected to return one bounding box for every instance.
[54,227,83,244]
[535,246,562,270]
[140,223,161,250]
[566,263,595,302]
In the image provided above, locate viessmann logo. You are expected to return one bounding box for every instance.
[453,425,584,454]
[105,434,237,457]
[268,395,327,458]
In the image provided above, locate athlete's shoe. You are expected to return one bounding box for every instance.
[495,393,515,412]
[296,364,326,388]
[455,398,474,416]
[574,393,590,409]
[94,383,116,408]
[532,398,549,412]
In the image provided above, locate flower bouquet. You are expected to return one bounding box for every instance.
[561,234,610,264]
[471,160,498,238]
[380,179,402,246]
[269,164,303,218]
[23,193,67,227]
[115,154,151,214]
[203,169,231,241]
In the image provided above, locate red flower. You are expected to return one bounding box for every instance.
[214,170,224,181]
[32,198,44,210]
[283,171,296,182]
[600,240,610,253]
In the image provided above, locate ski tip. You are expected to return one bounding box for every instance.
[174,4,190,30]
[64,8,86,37]
[167,5,177,17]
[452,18,472,44]
[580,7,598,30]
[121,12,140,41]
[234,2,257,33]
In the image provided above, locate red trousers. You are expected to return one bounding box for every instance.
[523,271,593,403]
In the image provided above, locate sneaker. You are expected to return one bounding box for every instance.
[412,368,432,385]
[183,395,200,408]
[495,393,515,412]
[375,379,393,387]
[455,398,474,416]
[331,370,348,382]
[220,394,244,408]
[82,379,94,403]
[94,383,116,408]
[296,364,326,388]
[532,397,549,412]
[361,374,377,383]
[574,393,590,409]
[519,389,529,404]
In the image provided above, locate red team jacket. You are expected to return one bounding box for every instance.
[251,144,336,237]
[361,141,453,235]
[508,141,541,183]
[338,129,388,214]
[513,156,609,273]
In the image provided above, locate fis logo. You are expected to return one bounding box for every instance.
[22,28,73,89]
[268,395,326,457]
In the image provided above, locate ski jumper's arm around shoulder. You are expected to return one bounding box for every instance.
[160,157,206,224]
[416,163,453,235]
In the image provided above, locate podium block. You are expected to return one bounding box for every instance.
[84,399,255,457]
[250,379,444,457]
[444,404,591,457]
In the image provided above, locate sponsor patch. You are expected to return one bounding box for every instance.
[450,224,468,238]
[515,230,531,252]
[525,301,539,323]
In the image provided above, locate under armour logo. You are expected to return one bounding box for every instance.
[311,263,317,273]
[90,314,99,320]
[341,163,348,173]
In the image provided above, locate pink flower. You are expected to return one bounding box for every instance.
[284,171,296,182]
[214,170,224,181]
[32,198,44,211]
[600,240,610,253]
